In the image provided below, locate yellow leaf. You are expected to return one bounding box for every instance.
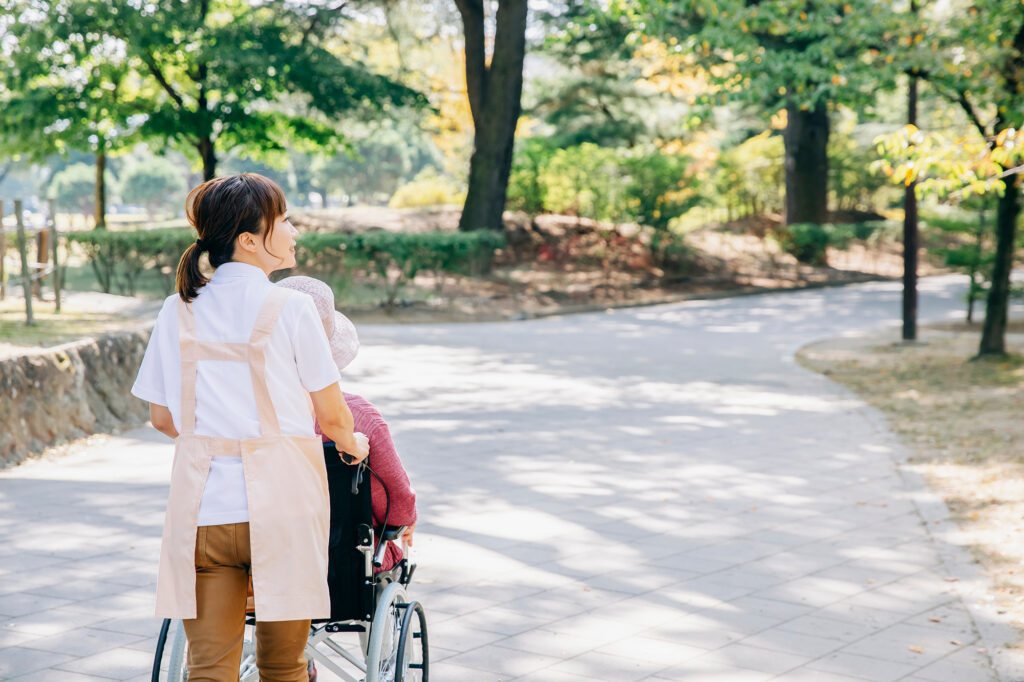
[800,11,808,20]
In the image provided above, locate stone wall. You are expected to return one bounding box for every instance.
[0,330,151,468]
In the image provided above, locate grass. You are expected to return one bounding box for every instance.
[798,326,1024,636]
[0,297,138,349]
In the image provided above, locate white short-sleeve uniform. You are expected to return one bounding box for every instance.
[132,262,340,526]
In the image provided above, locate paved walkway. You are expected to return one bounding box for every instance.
[0,277,1019,681]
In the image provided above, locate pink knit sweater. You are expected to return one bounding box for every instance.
[318,393,417,571]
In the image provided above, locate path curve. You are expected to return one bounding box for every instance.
[0,275,1016,681]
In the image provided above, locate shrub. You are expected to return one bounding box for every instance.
[773,223,833,266]
[70,227,506,309]
[506,141,698,233]
[66,227,194,295]
[120,159,186,219]
[388,168,465,209]
[294,229,506,311]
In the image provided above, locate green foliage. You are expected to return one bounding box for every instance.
[1,0,427,180]
[48,164,107,215]
[712,132,785,218]
[388,168,466,209]
[829,129,890,213]
[507,141,698,232]
[68,226,505,309]
[66,227,194,295]
[297,230,504,310]
[541,144,625,221]
[119,159,186,217]
[637,0,898,114]
[772,222,884,266]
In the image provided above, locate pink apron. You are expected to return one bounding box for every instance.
[155,287,331,622]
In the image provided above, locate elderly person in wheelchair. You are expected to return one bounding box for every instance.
[153,276,427,682]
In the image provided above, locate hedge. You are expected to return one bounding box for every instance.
[67,227,506,308]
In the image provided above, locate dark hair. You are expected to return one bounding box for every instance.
[175,173,287,302]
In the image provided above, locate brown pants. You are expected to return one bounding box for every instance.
[183,523,310,682]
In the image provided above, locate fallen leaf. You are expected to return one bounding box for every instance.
[929,617,942,623]
[943,576,960,582]
[951,640,963,646]
[909,645,925,654]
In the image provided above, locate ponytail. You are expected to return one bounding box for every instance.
[175,173,287,302]
[176,241,209,303]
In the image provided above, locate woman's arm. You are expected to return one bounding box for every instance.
[311,383,369,462]
[149,403,179,439]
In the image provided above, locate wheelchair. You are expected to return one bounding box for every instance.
[151,443,429,682]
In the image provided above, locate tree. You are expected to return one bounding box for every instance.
[120,158,186,220]
[637,0,898,226]
[0,1,155,228]
[54,0,425,182]
[453,0,529,231]
[49,163,106,219]
[877,0,1024,356]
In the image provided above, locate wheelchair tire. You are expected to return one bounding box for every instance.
[154,619,257,682]
[395,600,428,682]
[364,581,408,682]
[166,619,187,682]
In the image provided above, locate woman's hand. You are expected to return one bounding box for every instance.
[344,432,370,464]
[311,383,365,461]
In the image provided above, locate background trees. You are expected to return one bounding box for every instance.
[0,0,1019,353]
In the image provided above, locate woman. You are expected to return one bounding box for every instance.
[131,173,369,682]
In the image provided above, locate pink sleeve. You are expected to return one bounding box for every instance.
[368,421,417,528]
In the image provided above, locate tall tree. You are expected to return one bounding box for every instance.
[637,0,897,226]
[454,0,529,231]
[61,0,425,181]
[878,0,1024,356]
[0,1,153,227]
[902,0,921,342]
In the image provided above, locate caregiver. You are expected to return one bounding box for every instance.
[131,173,369,682]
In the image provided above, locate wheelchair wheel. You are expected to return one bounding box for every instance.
[395,600,428,682]
[152,619,257,682]
[364,582,429,682]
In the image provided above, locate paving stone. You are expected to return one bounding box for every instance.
[0,645,77,678]
[19,626,146,658]
[53,645,155,680]
[805,650,920,681]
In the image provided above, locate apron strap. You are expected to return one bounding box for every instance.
[175,287,290,438]
[177,299,199,436]
[247,287,291,437]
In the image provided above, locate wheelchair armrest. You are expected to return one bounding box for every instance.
[372,526,408,567]
[380,525,407,543]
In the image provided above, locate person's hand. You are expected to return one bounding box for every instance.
[342,431,370,464]
[400,523,416,547]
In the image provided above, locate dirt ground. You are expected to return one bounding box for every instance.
[798,325,1024,638]
[342,224,925,323]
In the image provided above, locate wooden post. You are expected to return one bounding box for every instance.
[0,199,5,300]
[50,199,61,313]
[15,200,35,326]
[35,224,48,300]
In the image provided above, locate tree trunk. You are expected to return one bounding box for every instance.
[977,175,1021,356]
[455,0,528,232]
[783,104,829,226]
[902,70,919,341]
[198,137,217,181]
[94,151,107,229]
